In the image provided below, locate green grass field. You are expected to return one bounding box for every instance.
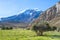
[0,29,60,40]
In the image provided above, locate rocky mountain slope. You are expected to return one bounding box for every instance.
[33,2,60,27]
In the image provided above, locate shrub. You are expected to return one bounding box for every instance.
[1,27,13,30]
[52,26,57,31]
[32,21,57,36]
[1,25,5,30]
[10,27,13,29]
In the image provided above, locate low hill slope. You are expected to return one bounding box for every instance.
[49,17,60,27]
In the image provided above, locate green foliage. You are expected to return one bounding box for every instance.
[32,21,50,36]
[32,21,57,36]
[52,26,57,31]
[0,29,60,40]
[1,27,13,30]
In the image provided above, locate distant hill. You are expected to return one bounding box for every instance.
[49,17,60,27]
[1,9,42,23]
[0,9,42,28]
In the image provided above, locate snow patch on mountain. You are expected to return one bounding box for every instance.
[30,13,32,15]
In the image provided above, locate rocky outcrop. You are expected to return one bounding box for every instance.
[39,2,60,21]
[32,2,60,27]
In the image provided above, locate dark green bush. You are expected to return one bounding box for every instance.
[32,21,57,36]
[1,27,13,30]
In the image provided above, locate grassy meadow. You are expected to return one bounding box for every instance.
[0,29,60,40]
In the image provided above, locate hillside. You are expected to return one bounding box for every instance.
[1,9,42,23]
[0,9,42,28]
[49,17,60,27]
[32,2,60,27]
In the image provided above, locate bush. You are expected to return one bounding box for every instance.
[52,26,57,31]
[1,27,6,30]
[32,21,57,36]
[1,27,13,30]
[10,27,13,29]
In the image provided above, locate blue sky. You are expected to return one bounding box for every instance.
[0,0,59,18]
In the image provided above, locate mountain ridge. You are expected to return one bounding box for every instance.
[0,9,42,28]
[0,9,42,23]
[32,2,60,28]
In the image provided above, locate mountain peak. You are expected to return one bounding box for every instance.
[1,9,42,23]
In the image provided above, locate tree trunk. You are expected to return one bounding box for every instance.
[40,31,43,36]
[36,31,43,36]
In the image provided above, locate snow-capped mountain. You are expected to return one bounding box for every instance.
[1,9,42,23]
